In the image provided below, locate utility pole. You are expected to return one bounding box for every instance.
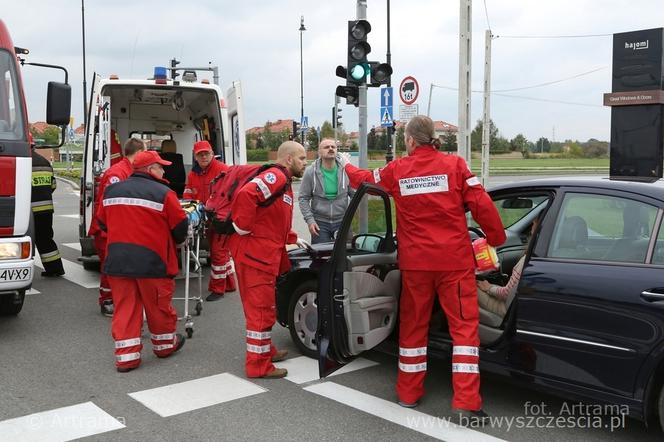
[426,83,434,117]
[334,94,339,145]
[299,16,306,142]
[357,0,368,233]
[385,0,394,163]
[481,30,492,187]
[458,0,472,165]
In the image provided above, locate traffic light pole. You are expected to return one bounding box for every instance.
[357,0,368,234]
[458,0,472,165]
[385,0,394,163]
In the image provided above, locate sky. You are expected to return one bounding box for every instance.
[4,0,663,143]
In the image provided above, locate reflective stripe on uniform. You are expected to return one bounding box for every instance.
[153,343,174,351]
[373,168,381,183]
[41,250,61,263]
[452,346,479,357]
[466,177,481,186]
[115,338,141,349]
[151,333,174,341]
[399,346,427,357]
[103,197,164,212]
[247,343,271,354]
[398,362,427,373]
[100,286,112,293]
[452,363,479,373]
[246,330,271,340]
[210,272,227,280]
[251,177,272,199]
[116,352,141,362]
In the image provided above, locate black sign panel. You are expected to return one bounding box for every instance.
[612,28,663,92]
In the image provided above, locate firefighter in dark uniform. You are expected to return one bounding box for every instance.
[31,149,65,277]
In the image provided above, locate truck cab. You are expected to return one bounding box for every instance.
[79,67,247,264]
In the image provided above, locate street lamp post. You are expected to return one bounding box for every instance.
[299,16,306,142]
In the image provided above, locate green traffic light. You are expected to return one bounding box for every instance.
[350,64,367,81]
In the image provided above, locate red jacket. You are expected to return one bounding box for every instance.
[228,165,297,276]
[89,157,133,236]
[183,158,228,203]
[344,146,506,271]
[97,172,188,278]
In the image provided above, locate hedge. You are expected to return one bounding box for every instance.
[247,149,269,162]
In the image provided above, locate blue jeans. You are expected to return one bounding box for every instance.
[312,221,342,244]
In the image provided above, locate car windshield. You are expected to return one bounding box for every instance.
[0,49,25,142]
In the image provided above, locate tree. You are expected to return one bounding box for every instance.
[583,138,609,158]
[306,128,319,150]
[367,127,377,150]
[441,131,457,152]
[395,125,405,152]
[510,134,528,153]
[470,119,499,152]
[320,121,334,139]
[534,137,551,153]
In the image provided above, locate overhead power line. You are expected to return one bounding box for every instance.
[482,0,492,32]
[491,93,603,108]
[495,33,612,39]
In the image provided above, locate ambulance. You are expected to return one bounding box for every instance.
[0,19,71,314]
[78,65,247,267]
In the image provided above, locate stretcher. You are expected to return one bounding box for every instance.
[174,200,206,338]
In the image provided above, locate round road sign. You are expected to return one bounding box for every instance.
[399,76,419,105]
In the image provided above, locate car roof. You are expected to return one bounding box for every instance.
[489,175,664,200]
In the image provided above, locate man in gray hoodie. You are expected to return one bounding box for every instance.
[298,138,355,243]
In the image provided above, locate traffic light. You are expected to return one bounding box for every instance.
[292,120,301,140]
[332,104,343,129]
[368,61,392,87]
[347,20,371,85]
[170,58,180,80]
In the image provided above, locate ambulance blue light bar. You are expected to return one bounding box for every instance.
[154,66,168,84]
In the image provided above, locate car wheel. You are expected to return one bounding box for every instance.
[658,382,664,431]
[288,279,319,359]
[0,290,25,316]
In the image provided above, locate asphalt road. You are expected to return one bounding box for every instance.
[0,175,661,441]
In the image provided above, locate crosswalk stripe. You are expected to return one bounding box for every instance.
[62,242,82,252]
[33,255,99,289]
[304,382,506,442]
[279,356,379,385]
[26,288,40,295]
[0,401,125,441]
[128,373,267,417]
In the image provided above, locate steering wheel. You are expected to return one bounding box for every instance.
[468,226,486,240]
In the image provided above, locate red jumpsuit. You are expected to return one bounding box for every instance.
[97,172,188,370]
[227,165,296,377]
[344,145,505,410]
[184,158,236,294]
[89,157,133,305]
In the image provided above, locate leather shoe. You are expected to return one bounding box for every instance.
[398,400,419,408]
[452,408,489,426]
[41,270,65,278]
[156,333,186,358]
[272,349,288,362]
[261,367,287,378]
[205,292,224,302]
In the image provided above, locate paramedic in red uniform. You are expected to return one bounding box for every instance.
[341,115,506,420]
[183,140,236,301]
[229,141,310,379]
[97,150,188,372]
[89,138,145,317]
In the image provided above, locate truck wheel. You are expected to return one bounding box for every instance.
[0,290,25,316]
[288,279,319,359]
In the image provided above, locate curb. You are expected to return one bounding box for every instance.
[55,175,80,191]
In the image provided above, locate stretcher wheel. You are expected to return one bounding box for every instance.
[186,327,194,338]
[195,301,203,316]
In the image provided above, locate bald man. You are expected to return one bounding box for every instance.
[227,141,310,378]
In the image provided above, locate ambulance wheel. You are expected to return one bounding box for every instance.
[195,301,203,316]
[288,279,318,359]
[186,327,194,338]
[0,290,25,316]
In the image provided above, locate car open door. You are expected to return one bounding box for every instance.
[80,73,103,244]
[317,183,399,377]
[224,81,246,165]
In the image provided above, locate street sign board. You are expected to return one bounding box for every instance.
[399,76,419,105]
[381,87,393,107]
[399,104,418,123]
[301,116,309,129]
[380,106,394,127]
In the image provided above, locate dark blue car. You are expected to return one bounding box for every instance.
[276,177,664,429]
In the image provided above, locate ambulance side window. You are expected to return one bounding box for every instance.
[0,50,24,141]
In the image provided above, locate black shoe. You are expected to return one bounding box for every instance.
[157,333,186,358]
[117,366,137,373]
[205,292,224,302]
[398,400,419,408]
[41,270,65,278]
[100,300,114,317]
[452,408,490,426]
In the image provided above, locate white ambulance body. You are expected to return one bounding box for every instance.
[79,69,246,264]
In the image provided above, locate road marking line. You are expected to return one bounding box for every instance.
[280,356,379,385]
[128,373,266,417]
[62,242,82,251]
[33,255,99,289]
[57,214,79,219]
[26,288,40,295]
[303,382,506,442]
[0,401,124,441]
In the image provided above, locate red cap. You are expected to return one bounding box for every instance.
[193,140,213,155]
[133,150,172,169]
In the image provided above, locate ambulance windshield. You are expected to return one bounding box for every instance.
[0,50,25,142]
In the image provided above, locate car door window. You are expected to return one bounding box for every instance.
[650,223,664,265]
[548,193,657,263]
[469,194,549,229]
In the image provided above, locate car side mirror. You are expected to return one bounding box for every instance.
[352,234,383,253]
[46,81,71,126]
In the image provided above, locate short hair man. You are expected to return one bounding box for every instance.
[298,138,354,243]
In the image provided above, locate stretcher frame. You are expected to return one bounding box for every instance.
[174,213,205,338]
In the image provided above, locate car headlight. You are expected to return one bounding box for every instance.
[0,242,30,260]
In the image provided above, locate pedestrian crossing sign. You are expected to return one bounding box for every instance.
[380,106,393,127]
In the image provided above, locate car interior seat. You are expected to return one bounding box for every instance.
[553,216,589,258]
[604,206,650,262]
[159,139,186,198]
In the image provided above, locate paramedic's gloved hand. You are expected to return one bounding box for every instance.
[337,152,351,167]
[296,237,312,250]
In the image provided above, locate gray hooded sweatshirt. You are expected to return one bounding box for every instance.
[298,157,355,226]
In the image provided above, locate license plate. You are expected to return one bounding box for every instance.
[0,268,31,282]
